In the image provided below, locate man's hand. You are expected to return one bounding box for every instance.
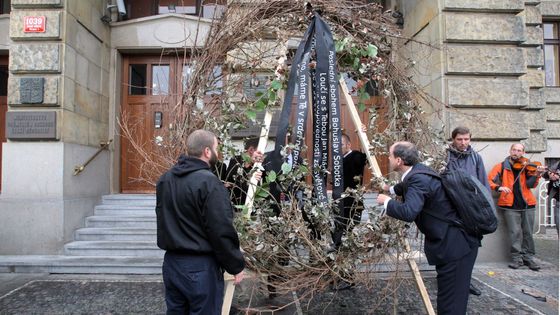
[376,194,390,205]
[498,186,512,193]
[251,150,264,164]
[253,170,263,182]
[234,271,244,285]
[382,184,390,192]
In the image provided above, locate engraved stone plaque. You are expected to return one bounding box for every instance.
[6,111,57,140]
[19,77,44,104]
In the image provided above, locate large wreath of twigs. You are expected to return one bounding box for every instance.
[120,0,450,311]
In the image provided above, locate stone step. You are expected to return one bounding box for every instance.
[94,205,156,216]
[102,194,156,206]
[85,216,156,228]
[0,255,163,274]
[75,228,157,241]
[64,241,163,257]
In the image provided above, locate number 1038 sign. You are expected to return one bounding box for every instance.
[24,16,46,33]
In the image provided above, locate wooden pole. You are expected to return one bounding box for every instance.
[243,109,274,219]
[338,78,436,315]
[222,93,282,315]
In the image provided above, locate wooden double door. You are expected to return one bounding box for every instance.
[120,55,186,193]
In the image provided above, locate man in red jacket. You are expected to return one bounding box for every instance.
[488,143,544,271]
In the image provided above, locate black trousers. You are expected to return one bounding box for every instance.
[162,252,224,315]
[435,246,478,315]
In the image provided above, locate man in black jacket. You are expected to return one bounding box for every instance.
[377,141,478,314]
[332,133,367,248]
[543,161,559,235]
[226,137,259,206]
[446,126,487,296]
[156,129,245,314]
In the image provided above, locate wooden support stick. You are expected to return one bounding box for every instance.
[338,78,436,315]
[221,272,236,315]
[338,77,382,177]
[223,93,283,314]
[243,109,273,219]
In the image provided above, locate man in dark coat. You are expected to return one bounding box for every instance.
[332,133,367,248]
[543,161,559,235]
[377,141,478,315]
[446,126,487,296]
[156,129,245,314]
[226,137,259,206]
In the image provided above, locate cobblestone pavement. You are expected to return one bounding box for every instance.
[0,234,557,314]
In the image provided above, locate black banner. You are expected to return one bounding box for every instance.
[272,13,343,211]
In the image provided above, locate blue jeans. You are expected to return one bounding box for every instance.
[162,252,224,315]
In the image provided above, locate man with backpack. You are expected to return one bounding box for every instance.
[446,126,488,296]
[488,143,543,271]
[377,141,479,315]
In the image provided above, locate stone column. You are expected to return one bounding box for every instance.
[0,0,111,255]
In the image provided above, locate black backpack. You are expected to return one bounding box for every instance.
[406,168,498,238]
[440,169,498,237]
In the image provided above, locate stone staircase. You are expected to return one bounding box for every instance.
[0,194,164,274]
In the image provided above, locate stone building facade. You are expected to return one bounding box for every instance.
[389,0,560,260]
[0,0,557,262]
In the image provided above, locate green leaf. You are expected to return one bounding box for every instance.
[281,162,292,174]
[255,99,266,111]
[353,57,361,70]
[256,187,269,199]
[359,89,370,101]
[255,91,264,97]
[246,109,257,120]
[268,90,277,102]
[266,171,277,183]
[270,80,282,91]
[335,37,350,52]
[366,44,378,58]
[358,102,366,112]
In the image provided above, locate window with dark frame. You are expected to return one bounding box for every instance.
[0,0,11,15]
[544,22,560,86]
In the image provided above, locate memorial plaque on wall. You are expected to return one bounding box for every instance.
[6,111,57,140]
[20,77,44,104]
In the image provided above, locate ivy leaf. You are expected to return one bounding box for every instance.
[268,90,277,102]
[255,99,266,111]
[367,44,378,58]
[281,162,292,174]
[270,80,282,91]
[353,57,361,70]
[358,102,366,112]
[335,37,350,52]
[359,90,370,101]
[266,171,277,183]
[298,164,309,174]
[256,187,269,199]
[246,109,257,121]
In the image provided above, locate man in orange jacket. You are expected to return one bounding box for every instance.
[488,143,544,271]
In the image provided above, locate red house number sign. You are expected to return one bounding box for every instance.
[24,16,46,33]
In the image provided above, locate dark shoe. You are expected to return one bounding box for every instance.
[469,284,481,296]
[508,260,524,269]
[523,259,541,271]
[331,280,355,291]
